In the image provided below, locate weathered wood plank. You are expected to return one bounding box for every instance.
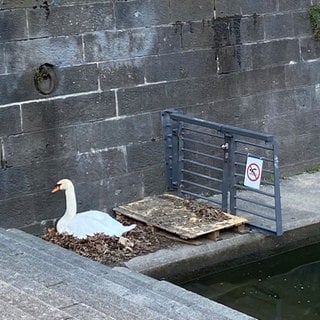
[114,194,247,240]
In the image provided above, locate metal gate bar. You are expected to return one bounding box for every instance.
[162,110,283,235]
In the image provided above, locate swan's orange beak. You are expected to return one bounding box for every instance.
[51,184,60,193]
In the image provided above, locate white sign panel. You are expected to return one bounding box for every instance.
[244,156,263,190]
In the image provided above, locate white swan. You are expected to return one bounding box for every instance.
[51,179,136,239]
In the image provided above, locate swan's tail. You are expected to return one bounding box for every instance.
[122,224,136,234]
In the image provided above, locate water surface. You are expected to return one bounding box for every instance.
[181,243,320,319]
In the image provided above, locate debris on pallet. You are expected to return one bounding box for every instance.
[114,194,247,240]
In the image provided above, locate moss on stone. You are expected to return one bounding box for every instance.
[309,5,320,40]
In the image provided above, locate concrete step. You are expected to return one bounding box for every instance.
[3,229,222,320]
[0,280,77,319]
[112,267,255,320]
[0,265,114,320]
[6,228,113,276]
[152,281,254,320]
[101,268,218,320]
[0,298,37,320]
[0,229,171,320]
[0,228,255,319]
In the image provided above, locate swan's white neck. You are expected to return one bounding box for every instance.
[63,184,77,220]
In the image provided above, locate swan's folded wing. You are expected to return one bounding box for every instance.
[66,211,136,238]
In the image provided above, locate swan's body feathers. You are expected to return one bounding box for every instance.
[53,179,136,239]
[58,210,136,239]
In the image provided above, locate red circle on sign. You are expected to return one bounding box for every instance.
[246,163,261,182]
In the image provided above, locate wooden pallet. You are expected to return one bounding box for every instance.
[114,194,247,240]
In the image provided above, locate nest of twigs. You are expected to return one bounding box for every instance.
[42,219,176,266]
[42,198,231,265]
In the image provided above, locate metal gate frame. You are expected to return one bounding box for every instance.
[162,110,282,236]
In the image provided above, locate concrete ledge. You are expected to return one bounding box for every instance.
[125,222,320,282]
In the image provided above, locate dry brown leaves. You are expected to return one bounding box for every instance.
[182,199,230,222]
[42,220,176,266]
[42,198,229,265]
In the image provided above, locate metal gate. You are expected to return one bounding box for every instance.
[162,110,282,235]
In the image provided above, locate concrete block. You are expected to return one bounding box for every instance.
[0,196,35,228]
[278,0,311,11]
[99,113,156,146]
[84,29,157,63]
[300,37,320,61]
[280,133,320,167]
[218,45,252,74]
[33,185,72,222]
[1,65,103,104]
[271,88,312,116]
[75,113,156,152]
[240,15,264,43]
[5,127,76,167]
[150,111,163,138]
[240,0,277,15]
[293,11,312,37]
[0,72,38,105]
[5,35,83,73]
[0,44,4,74]
[0,0,108,8]
[0,166,30,200]
[22,91,116,132]
[143,164,166,196]
[153,25,182,54]
[57,0,111,4]
[0,64,98,104]
[74,149,127,183]
[115,0,170,29]
[126,140,164,172]
[0,0,38,9]
[215,73,242,100]
[215,0,241,17]
[239,66,286,96]
[74,122,102,153]
[106,172,144,209]
[28,3,114,38]
[165,77,231,107]
[145,50,217,83]
[181,21,213,50]
[170,0,214,21]
[264,13,294,40]
[268,109,316,138]
[52,64,99,96]
[211,16,242,49]
[251,39,300,69]
[0,65,100,105]
[99,58,145,90]
[117,83,167,116]
[0,9,28,42]
[285,61,320,88]
[0,105,21,136]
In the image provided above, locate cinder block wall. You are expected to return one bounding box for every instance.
[1,0,320,231]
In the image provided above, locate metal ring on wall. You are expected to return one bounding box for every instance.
[34,63,58,95]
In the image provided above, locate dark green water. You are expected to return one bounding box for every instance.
[180,243,320,320]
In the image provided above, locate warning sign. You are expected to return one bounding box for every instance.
[244,156,263,190]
